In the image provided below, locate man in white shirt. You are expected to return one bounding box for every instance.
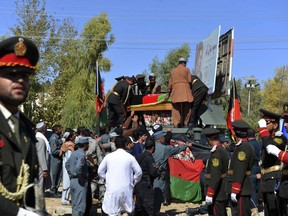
[98,136,142,216]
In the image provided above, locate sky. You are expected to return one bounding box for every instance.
[1,0,288,93]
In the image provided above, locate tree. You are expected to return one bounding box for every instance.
[261,66,288,114]
[60,13,115,130]
[148,44,190,90]
[10,0,78,124]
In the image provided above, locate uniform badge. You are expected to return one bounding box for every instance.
[238,151,246,161]
[211,158,219,167]
[274,138,283,145]
[14,37,27,56]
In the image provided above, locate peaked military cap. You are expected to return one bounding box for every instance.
[231,120,250,130]
[0,36,39,71]
[260,109,281,123]
[202,128,220,137]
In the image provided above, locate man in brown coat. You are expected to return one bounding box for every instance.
[165,58,193,127]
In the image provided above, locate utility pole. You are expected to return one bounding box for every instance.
[244,76,259,116]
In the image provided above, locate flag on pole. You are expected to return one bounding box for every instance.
[96,67,105,113]
[226,78,242,136]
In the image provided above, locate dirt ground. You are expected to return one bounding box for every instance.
[45,197,203,216]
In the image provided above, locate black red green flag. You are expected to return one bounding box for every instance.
[96,70,105,113]
[226,78,242,136]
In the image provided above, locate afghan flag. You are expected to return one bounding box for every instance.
[169,158,204,202]
[226,78,242,137]
[96,69,105,113]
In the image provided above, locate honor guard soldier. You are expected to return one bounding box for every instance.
[261,107,288,215]
[0,36,48,215]
[189,128,229,216]
[228,120,255,216]
[106,76,136,129]
[257,109,287,216]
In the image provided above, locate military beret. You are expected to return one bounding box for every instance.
[231,120,250,130]
[202,128,220,137]
[0,36,39,71]
[259,109,281,123]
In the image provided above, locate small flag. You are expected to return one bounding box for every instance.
[226,78,242,137]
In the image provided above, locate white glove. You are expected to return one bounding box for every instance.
[231,193,237,203]
[266,144,281,157]
[258,119,267,128]
[205,196,213,205]
[17,208,40,216]
[275,131,283,137]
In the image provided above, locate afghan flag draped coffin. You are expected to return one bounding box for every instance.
[168,157,204,202]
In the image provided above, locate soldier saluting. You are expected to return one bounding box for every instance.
[257,109,287,216]
[261,106,288,215]
[0,36,45,215]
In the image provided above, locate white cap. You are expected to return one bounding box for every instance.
[36,122,46,130]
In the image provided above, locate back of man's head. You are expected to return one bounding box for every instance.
[115,136,127,149]
[247,128,256,138]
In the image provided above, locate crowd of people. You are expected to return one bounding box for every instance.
[2,35,288,216]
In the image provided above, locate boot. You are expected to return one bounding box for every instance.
[186,207,200,216]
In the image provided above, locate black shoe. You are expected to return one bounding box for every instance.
[163,200,171,206]
[186,207,200,216]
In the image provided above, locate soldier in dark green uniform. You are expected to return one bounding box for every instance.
[201,128,229,215]
[0,36,45,215]
[258,109,288,216]
[228,120,255,216]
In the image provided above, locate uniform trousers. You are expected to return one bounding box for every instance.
[135,181,154,216]
[50,156,62,193]
[70,178,88,216]
[208,200,227,216]
[231,195,251,216]
[107,101,126,128]
[190,87,207,127]
[263,192,280,215]
[171,102,191,127]
[279,197,288,216]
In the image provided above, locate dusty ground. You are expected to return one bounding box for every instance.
[45,197,203,216]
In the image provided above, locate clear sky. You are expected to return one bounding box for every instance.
[1,0,288,92]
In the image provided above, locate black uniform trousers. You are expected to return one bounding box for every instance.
[134,181,154,216]
[107,100,126,128]
[208,200,227,216]
[263,192,280,216]
[231,195,251,216]
[190,86,207,127]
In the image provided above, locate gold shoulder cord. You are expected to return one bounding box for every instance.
[0,160,29,204]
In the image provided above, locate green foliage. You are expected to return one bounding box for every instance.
[148,44,190,90]
[60,13,114,130]
[262,66,288,114]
